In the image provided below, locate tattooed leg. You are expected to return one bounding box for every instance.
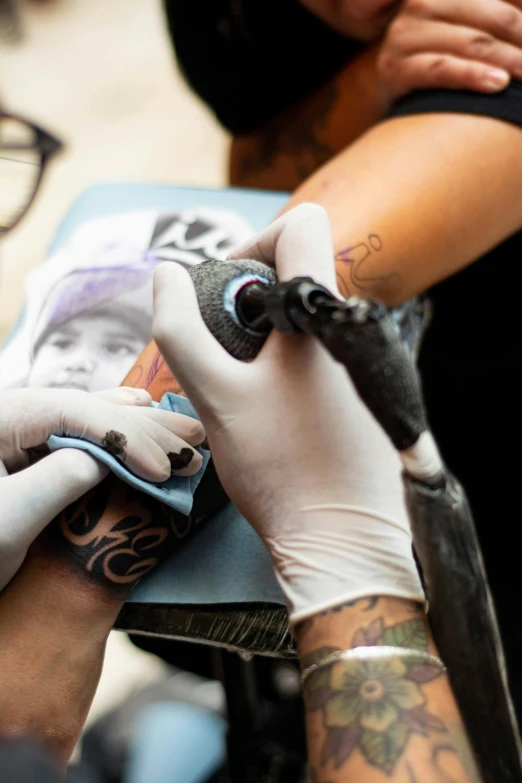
[296,597,482,782]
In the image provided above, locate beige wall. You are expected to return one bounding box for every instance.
[0,0,229,340]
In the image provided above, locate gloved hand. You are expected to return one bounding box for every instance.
[0,386,204,590]
[153,203,424,624]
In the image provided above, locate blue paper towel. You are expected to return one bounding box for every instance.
[48,393,209,518]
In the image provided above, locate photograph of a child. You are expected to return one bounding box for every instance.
[0,207,254,392]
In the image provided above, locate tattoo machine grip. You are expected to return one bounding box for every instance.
[189,258,522,782]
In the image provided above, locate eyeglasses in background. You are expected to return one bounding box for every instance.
[0,112,63,236]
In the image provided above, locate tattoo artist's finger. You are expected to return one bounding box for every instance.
[122,407,206,446]
[227,203,339,293]
[153,262,242,407]
[387,52,511,99]
[92,387,152,406]
[5,450,109,551]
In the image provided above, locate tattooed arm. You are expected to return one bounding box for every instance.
[229,46,385,192]
[154,209,484,781]
[0,461,223,765]
[297,596,481,782]
[229,1,522,193]
[282,109,522,305]
[0,354,223,764]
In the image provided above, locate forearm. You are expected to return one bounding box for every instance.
[283,111,522,305]
[295,596,482,782]
[229,46,386,191]
[0,543,121,766]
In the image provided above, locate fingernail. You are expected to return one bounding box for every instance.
[483,69,510,91]
[168,448,195,471]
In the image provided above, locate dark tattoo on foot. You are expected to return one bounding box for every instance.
[168,447,194,471]
[101,430,127,460]
[303,616,445,775]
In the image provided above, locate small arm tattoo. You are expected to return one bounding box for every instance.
[335,233,400,298]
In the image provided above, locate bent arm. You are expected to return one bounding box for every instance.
[283,109,522,304]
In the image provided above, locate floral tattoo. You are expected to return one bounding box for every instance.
[303,617,445,775]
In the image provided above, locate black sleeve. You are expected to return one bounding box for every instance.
[388,79,522,128]
[163,0,362,135]
[0,740,64,783]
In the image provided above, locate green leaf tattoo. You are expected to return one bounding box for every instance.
[378,618,429,651]
[360,722,409,775]
[303,617,445,775]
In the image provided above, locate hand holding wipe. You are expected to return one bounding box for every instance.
[0,386,204,590]
[153,204,424,624]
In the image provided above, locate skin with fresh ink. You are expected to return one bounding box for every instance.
[100,430,127,461]
[168,447,194,471]
[335,233,400,298]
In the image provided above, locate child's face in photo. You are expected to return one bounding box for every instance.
[28,312,148,393]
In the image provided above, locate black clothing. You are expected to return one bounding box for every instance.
[163,0,362,134]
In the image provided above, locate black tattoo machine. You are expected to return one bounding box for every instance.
[187,258,522,783]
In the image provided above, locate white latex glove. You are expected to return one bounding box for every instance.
[0,386,205,590]
[153,204,424,624]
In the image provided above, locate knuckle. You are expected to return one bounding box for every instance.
[496,5,521,34]
[423,55,448,75]
[466,33,496,58]
[403,0,433,19]
[377,50,396,78]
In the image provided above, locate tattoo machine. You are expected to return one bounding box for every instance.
[188,258,522,783]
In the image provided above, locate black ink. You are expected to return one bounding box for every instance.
[168,448,194,471]
[101,430,127,460]
[237,82,339,184]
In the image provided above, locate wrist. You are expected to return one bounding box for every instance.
[265,504,424,624]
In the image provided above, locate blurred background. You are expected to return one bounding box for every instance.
[0,0,228,342]
[0,0,228,747]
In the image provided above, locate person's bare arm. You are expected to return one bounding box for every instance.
[296,596,481,782]
[282,111,522,305]
[230,0,522,193]
[0,476,196,765]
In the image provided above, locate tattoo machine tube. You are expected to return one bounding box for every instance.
[189,258,522,782]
